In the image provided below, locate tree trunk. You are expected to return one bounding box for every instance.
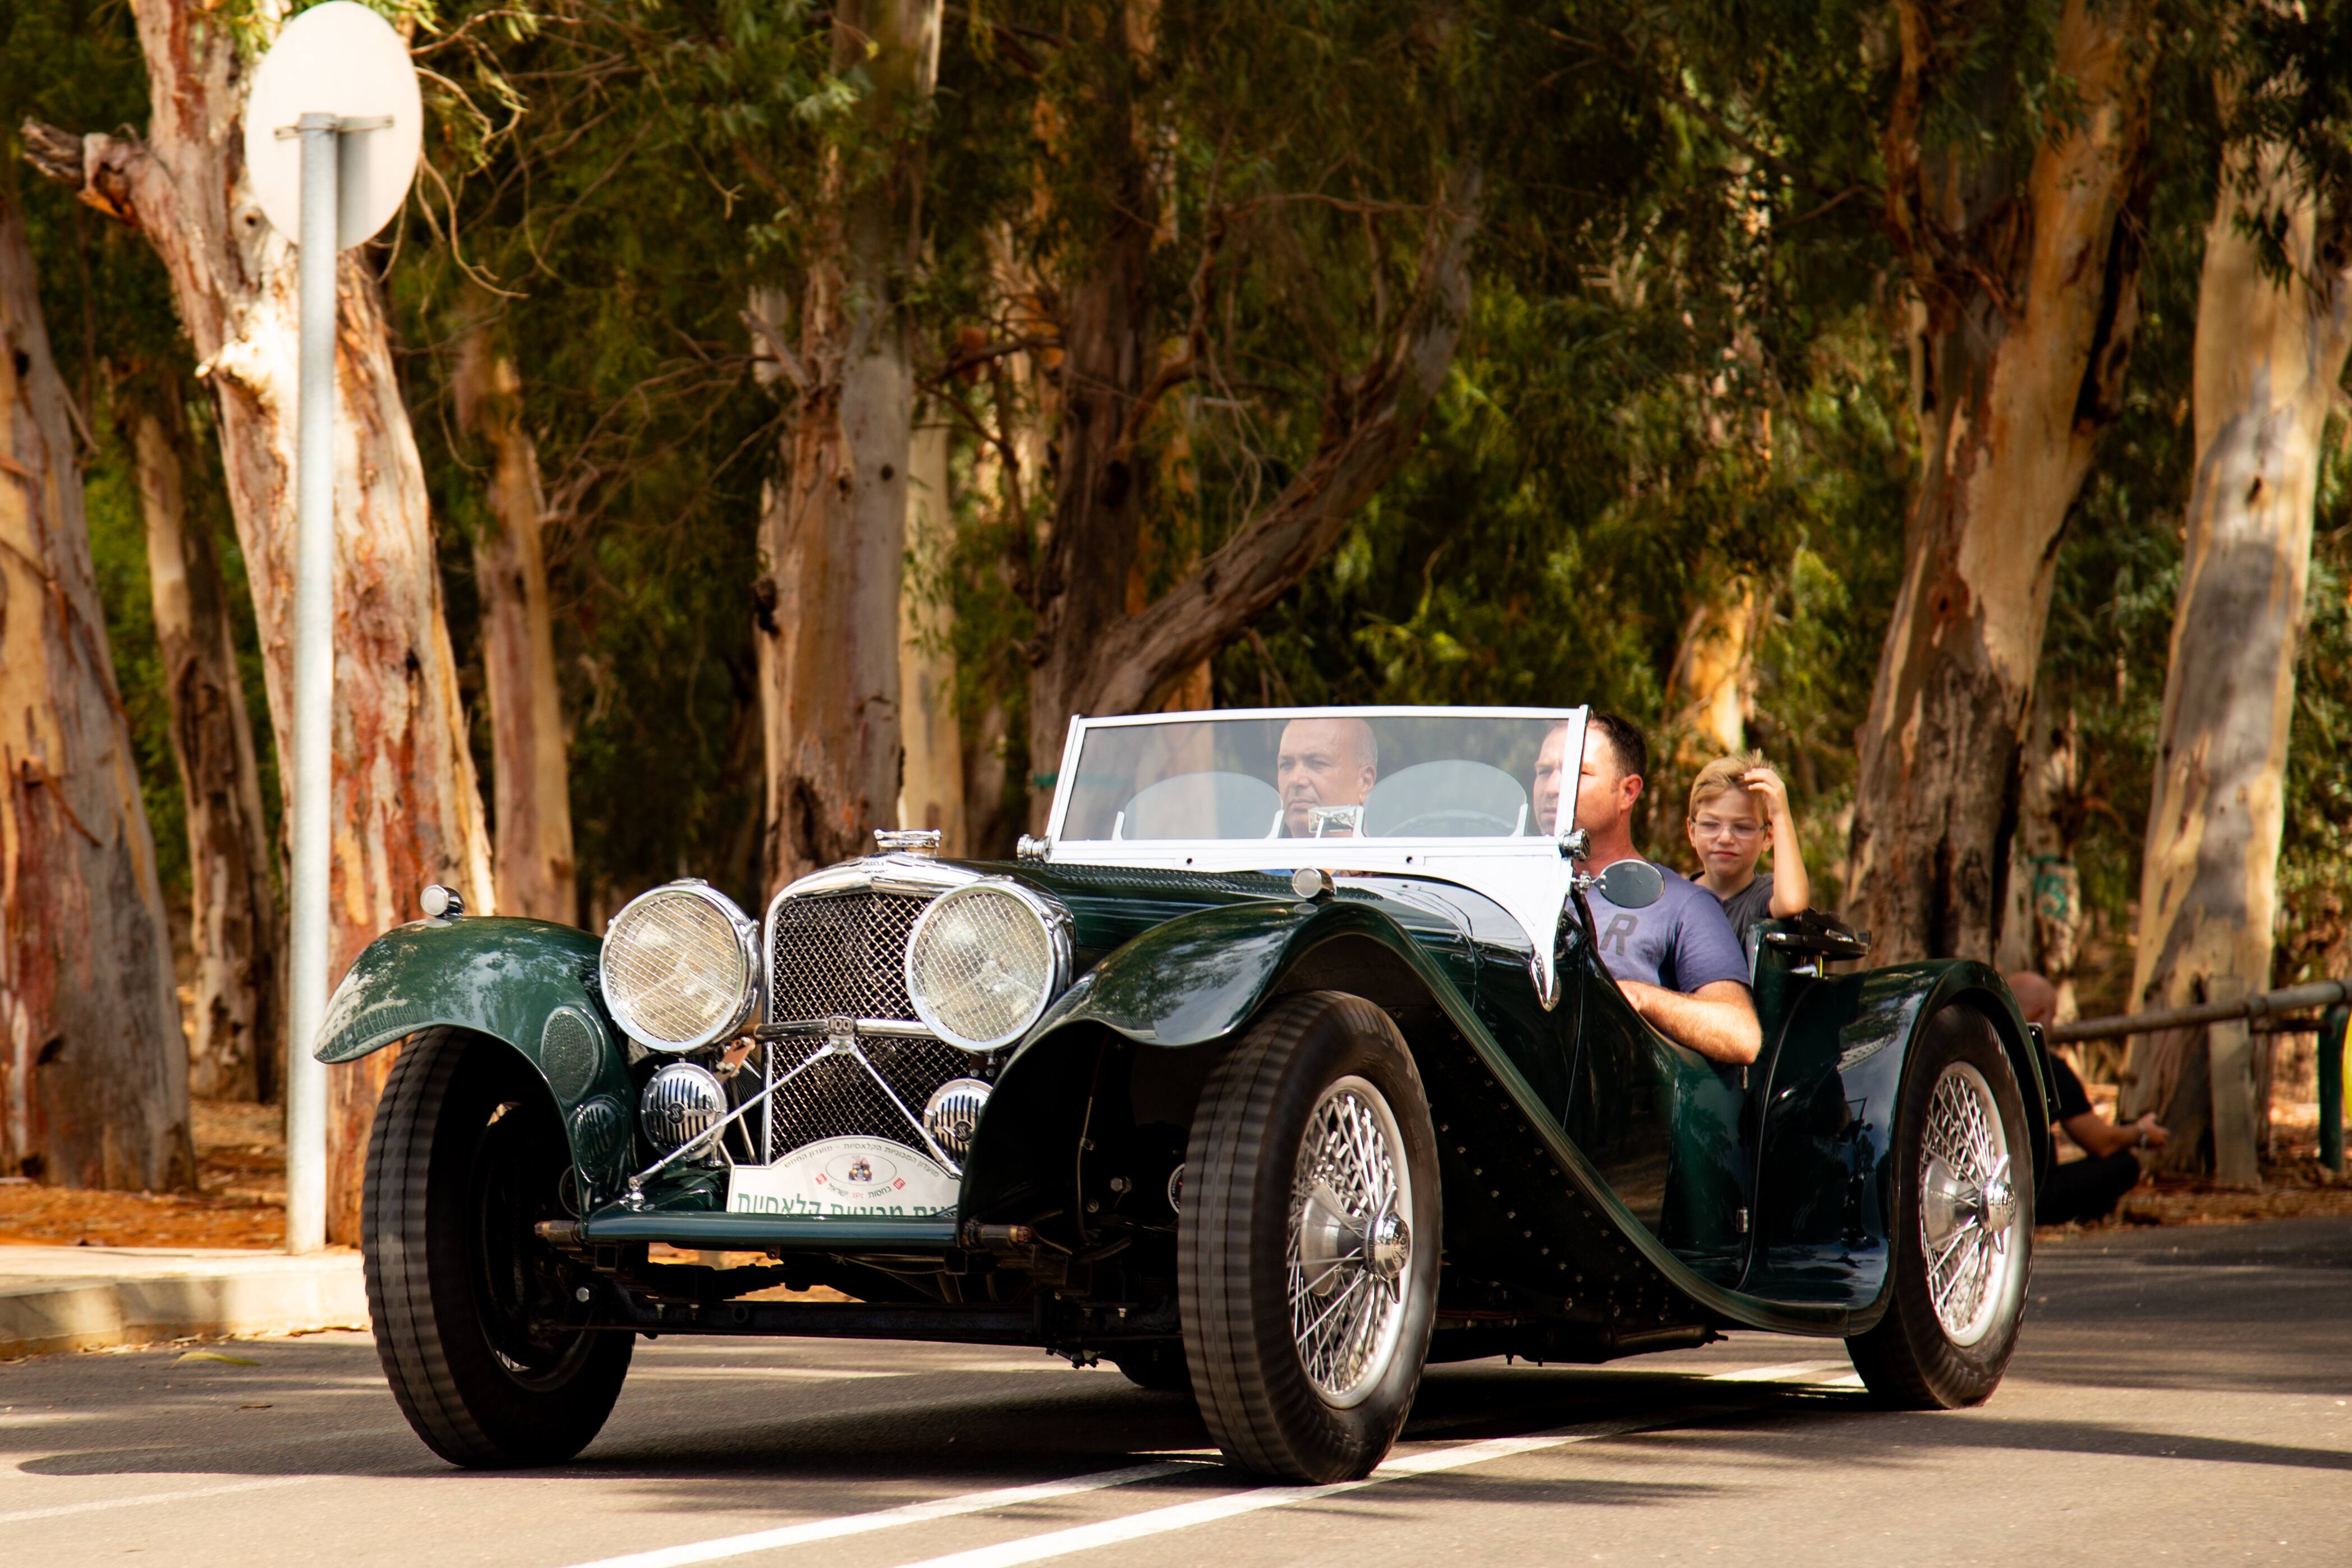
[454,321,575,924]
[134,396,281,1103]
[1846,0,2152,962]
[2117,140,2352,1161]
[24,0,495,1241]
[1994,695,2080,980]
[0,185,193,1189]
[756,0,942,887]
[898,412,965,847]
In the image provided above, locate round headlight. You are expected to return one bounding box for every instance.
[600,882,757,1051]
[904,881,1069,1051]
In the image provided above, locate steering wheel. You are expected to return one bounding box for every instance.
[1377,807,1519,838]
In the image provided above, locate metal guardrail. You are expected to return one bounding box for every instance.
[2044,978,2351,1176]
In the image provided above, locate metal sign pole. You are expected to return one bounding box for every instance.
[283,110,341,1256]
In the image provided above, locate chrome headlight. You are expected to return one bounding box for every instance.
[600,881,758,1051]
[904,881,1071,1051]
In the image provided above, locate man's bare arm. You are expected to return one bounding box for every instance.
[1616,979,1762,1065]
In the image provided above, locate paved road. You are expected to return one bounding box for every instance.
[5,1217,2348,1566]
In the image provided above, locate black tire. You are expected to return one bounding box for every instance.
[1180,991,1440,1482]
[1846,1005,2036,1408]
[1109,1344,1194,1394]
[363,1026,632,1467]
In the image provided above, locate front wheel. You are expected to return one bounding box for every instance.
[1180,991,1440,1482]
[1846,1006,2034,1408]
[363,1026,632,1466]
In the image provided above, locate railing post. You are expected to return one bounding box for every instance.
[2321,1003,2348,1178]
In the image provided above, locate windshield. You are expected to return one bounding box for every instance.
[1053,709,1586,843]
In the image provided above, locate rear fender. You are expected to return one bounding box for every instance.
[1744,958,2047,1321]
[314,917,636,1200]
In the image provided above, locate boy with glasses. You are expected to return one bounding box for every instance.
[1685,752,1812,944]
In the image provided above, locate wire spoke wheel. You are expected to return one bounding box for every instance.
[1916,1061,2017,1346]
[1286,1077,1414,1406]
[1846,1005,2034,1410]
[1182,991,1439,1482]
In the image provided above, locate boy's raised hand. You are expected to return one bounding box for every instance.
[1740,765,1790,824]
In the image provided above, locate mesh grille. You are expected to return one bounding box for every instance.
[766,1033,976,1155]
[907,888,1052,1044]
[604,891,750,1046]
[768,891,931,1022]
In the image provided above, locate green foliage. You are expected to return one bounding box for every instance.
[11,0,2352,983]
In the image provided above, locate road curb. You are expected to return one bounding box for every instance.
[0,1246,367,1359]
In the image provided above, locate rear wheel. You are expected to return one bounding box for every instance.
[1180,991,1440,1482]
[1846,1006,2034,1408]
[363,1026,632,1466]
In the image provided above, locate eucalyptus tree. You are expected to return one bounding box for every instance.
[7,0,275,1124]
[25,0,493,1237]
[754,1,942,883]
[0,178,193,1190]
[1840,0,2161,963]
[2120,4,2352,1161]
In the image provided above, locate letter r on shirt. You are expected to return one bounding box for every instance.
[1601,913,1637,957]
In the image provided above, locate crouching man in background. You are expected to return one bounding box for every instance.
[2009,971,2168,1226]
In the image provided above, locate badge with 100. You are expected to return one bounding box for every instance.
[725,1136,958,1217]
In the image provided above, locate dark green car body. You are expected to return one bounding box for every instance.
[320,854,2052,1362]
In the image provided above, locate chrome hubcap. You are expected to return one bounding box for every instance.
[1287,1075,1414,1406]
[1918,1060,2019,1346]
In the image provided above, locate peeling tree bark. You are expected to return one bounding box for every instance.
[0,185,193,1189]
[134,395,281,1102]
[22,0,494,1240]
[1846,0,2153,962]
[454,321,575,924]
[756,0,943,888]
[2116,139,2352,1167]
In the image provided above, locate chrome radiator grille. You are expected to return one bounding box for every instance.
[767,890,931,1023]
[766,1033,975,1155]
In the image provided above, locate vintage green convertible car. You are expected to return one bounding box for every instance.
[321,706,2051,1482]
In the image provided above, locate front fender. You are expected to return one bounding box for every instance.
[959,896,1451,1219]
[314,917,636,1199]
[1022,897,1331,1047]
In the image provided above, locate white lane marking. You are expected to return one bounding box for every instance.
[1705,1360,1850,1383]
[0,1474,309,1524]
[628,1367,909,1382]
[559,1461,1197,1568]
[883,1418,1657,1568]
[1818,1372,1866,1390]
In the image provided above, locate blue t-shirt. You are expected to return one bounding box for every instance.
[1584,862,1751,993]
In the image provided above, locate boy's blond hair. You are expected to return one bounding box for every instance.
[1687,751,1766,820]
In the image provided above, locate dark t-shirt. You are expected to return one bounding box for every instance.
[2047,1051,2092,1122]
[1584,862,1751,994]
[1716,872,1776,945]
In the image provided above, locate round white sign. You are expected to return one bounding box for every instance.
[242,2,422,250]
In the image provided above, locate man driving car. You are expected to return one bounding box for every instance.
[1535,715,1762,1066]
[1276,716,1378,837]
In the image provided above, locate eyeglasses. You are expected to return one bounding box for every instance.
[1690,817,1764,840]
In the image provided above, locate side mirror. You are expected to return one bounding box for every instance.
[1594,859,1664,909]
